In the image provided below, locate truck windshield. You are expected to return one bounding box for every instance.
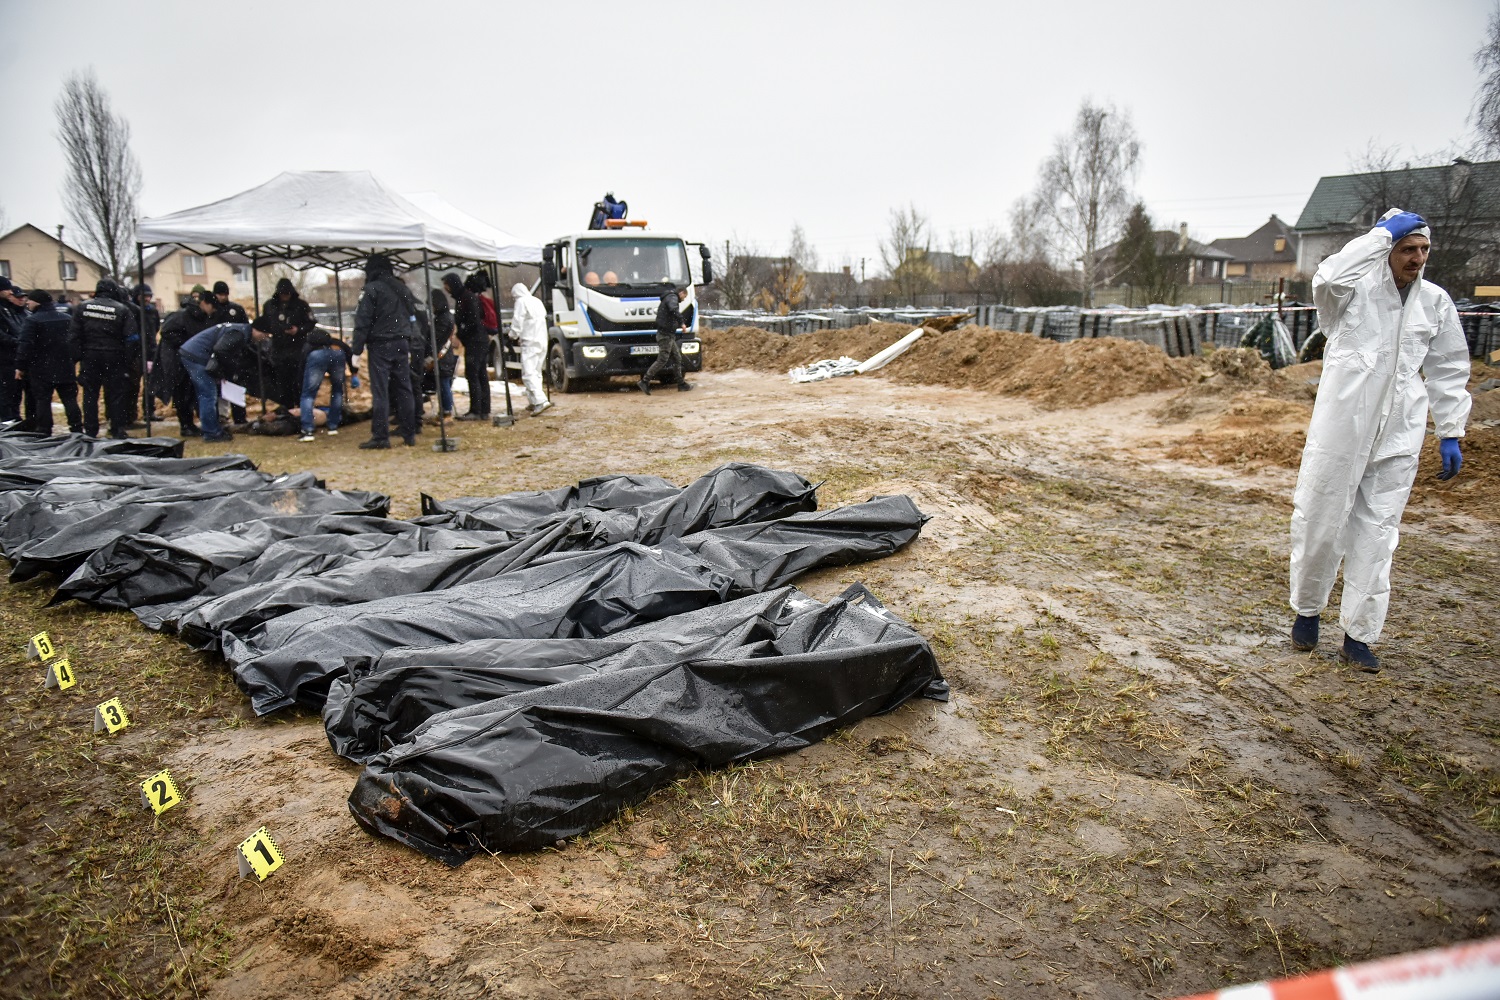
[576,238,688,295]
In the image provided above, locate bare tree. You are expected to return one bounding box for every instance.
[881,204,936,300]
[1474,2,1500,154]
[787,224,819,275]
[1025,99,1140,307]
[55,69,142,280]
[710,235,759,310]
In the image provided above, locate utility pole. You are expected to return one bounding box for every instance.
[56,224,69,299]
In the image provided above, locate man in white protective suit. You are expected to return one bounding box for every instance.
[509,283,551,417]
[1288,209,1471,673]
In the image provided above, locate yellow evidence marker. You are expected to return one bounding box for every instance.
[94,697,130,734]
[237,827,286,881]
[43,658,76,691]
[27,631,55,661]
[140,769,183,815]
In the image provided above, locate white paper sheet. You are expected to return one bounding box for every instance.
[220,381,247,406]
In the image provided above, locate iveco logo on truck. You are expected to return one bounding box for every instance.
[533,198,712,394]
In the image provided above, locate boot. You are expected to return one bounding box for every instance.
[358,438,390,450]
[1338,635,1380,673]
[637,377,651,395]
[677,380,694,392]
[1290,614,1319,651]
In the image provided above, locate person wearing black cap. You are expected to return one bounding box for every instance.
[211,280,249,324]
[15,289,82,435]
[0,276,28,423]
[258,277,314,412]
[351,255,418,449]
[70,278,138,439]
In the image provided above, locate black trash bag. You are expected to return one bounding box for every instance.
[223,540,734,716]
[170,526,521,651]
[323,588,804,762]
[179,466,823,655]
[0,454,257,493]
[420,472,679,528]
[682,494,928,595]
[0,470,320,559]
[557,463,817,548]
[346,584,944,863]
[7,485,388,582]
[0,432,185,460]
[55,514,423,614]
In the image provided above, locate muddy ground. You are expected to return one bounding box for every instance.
[2,329,1496,999]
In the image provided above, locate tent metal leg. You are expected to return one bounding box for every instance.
[423,249,456,452]
[491,262,513,428]
[137,242,151,438]
[251,253,265,417]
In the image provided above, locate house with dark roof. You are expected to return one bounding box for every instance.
[135,245,255,308]
[1209,215,1299,281]
[1293,158,1500,275]
[1098,223,1235,285]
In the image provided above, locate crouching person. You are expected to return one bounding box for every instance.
[177,322,268,442]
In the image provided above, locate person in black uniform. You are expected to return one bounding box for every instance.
[15,289,83,435]
[351,255,417,449]
[211,280,249,323]
[154,292,215,435]
[639,286,693,394]
[444,272,490,419]
[70,278,138,438]
[258,277,314,412]
[126,283,160,425]
[0,276,28,423]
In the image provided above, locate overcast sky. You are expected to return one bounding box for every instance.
[1,0,1492,270]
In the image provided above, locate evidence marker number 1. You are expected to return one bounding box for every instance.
[238,827,286,881]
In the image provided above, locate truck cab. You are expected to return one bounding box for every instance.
[537,229,712,392]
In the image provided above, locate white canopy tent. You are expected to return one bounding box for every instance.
[133,170,538,437]
[134,170,540,268]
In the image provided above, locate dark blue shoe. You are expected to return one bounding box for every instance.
[1338,635,1380,673]
[1291,614,1319,651]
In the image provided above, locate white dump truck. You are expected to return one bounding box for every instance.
[535,222,713,392]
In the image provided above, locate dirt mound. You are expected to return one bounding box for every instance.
[1155,349,1319,423]
[1165,395,1312,471]
[1411,424,1500,521]
[702,322,922,373]
[704,324,1195,409]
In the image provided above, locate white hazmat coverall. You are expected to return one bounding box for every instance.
[1288,225,1471,643]
[510,283,549,409]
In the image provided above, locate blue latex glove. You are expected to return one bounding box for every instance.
[1437,438,1462,481]
[1377,212,1427,242]
[350,374,361,389]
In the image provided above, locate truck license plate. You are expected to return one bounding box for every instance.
[629,345,659,355]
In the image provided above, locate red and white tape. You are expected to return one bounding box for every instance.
[1174,936,1500,1000]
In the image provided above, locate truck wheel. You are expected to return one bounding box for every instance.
[547,341,577,393]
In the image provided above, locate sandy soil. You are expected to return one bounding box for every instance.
[2,342,1496,1000]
